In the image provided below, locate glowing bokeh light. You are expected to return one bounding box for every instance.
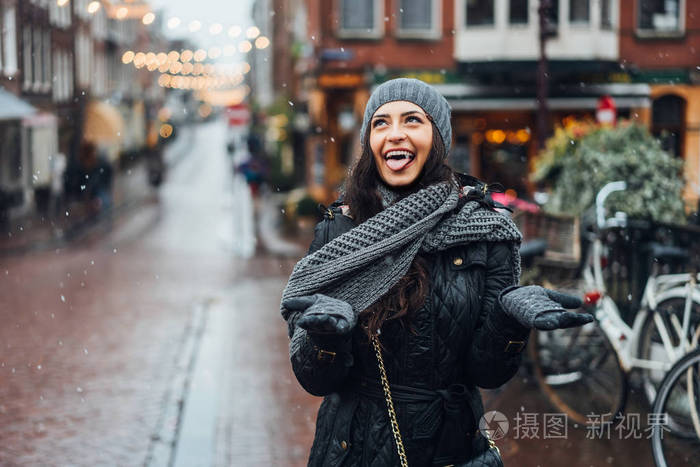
[181,50,194,63]
[87,1,100,14]
[167,17,181,29]
[194,49,207,62]
[255,36,270,49]
[121,51,135,64]
[238,41,252,53]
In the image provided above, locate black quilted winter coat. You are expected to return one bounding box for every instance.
[289,197,529,467]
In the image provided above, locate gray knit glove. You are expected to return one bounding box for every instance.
[499,285,593,331]
[282,294,357,335]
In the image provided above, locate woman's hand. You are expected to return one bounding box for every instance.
[282,294,357,335]
[499,285,594,331]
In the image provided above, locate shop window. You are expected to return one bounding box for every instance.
[478,129,531,197]
[397,0,441,39]
[600,0,613,29]
[570,0,590,24]
[509,0,529,24]
[637,0,683,35]
[652,94,685,158]
[466,0,494,26]
[338,0,384,38]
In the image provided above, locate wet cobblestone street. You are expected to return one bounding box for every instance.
[0,121,674,466]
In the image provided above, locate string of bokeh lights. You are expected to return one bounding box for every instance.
[60,1,267,43]
[56,1,262,102]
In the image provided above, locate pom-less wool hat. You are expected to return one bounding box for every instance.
[360,78,452,154]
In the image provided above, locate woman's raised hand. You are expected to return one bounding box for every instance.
[499,285,594,331]
[282,294,357,335]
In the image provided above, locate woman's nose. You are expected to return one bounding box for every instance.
[387,123,406,141]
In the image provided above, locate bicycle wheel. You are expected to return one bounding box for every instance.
[638,295,700,411]
[529,320,628,426]
[651,348,700,467]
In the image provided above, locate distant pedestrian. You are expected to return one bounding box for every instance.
[49,151,67,219]
[79,142,113,216]
[280,78,592,466]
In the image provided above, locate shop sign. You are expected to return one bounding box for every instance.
[318,73,364,88]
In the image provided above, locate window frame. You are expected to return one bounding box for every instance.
[395,0,442,40]
[336,0,385,39]
[465,0,496,28]
[636,0,685,38]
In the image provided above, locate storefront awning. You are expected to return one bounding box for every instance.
[435,83,652,112]
[0,87,36,121]
[83,101,125,143]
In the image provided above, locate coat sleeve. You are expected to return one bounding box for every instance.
[465,242,530,389]
[289,326,354,396]
[287,207,357,396]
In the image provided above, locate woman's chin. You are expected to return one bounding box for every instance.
[379,169,420,188]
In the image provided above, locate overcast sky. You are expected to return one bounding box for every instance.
[147,0,254,49]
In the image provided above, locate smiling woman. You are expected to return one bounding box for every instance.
[280,78,591,467]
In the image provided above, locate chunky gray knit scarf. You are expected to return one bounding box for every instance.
[281,181,522,324]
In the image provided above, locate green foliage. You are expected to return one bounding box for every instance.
[534,123,686,223]
[296,195,320,217]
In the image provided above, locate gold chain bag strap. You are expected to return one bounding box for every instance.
[371,334,410,467]
[371,334,501,467]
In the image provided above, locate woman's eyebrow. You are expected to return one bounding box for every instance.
[372,110,425,120]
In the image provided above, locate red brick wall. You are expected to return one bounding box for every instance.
[619,0,700,68]
[315,0,455,71]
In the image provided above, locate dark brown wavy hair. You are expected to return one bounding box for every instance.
[344,121,454,337]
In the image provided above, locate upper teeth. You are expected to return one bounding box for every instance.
[386,150,414,158]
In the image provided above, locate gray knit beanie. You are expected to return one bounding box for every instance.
[360,78,452,153]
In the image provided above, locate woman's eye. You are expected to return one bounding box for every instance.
[406,115,423,123]
[372,119,387,128]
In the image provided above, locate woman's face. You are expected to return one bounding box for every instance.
[369,100,433,188]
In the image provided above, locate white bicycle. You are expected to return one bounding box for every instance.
[530,181,700,428]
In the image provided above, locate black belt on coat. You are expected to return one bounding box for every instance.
[349,377,476,464]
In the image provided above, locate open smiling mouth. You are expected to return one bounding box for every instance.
[384,150,416,171]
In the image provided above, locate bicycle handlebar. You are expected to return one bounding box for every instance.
[596,181,627,230]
